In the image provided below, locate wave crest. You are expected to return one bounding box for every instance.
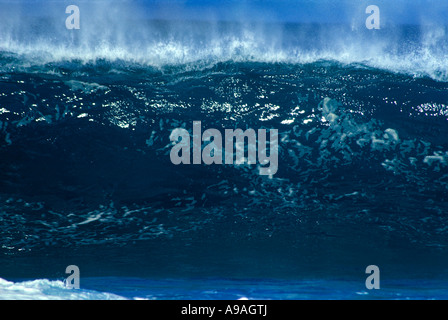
[0,4,447,80]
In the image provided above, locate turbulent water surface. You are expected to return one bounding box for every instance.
[1,0,448,299]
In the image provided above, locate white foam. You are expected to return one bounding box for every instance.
[2,41,446,82]
[0,278,126,300]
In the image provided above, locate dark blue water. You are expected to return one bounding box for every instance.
[1,2,448,299]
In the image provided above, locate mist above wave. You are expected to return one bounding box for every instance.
[0,1,447,80]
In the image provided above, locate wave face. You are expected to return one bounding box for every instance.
[1,1,448,288]
[2,57,448,276]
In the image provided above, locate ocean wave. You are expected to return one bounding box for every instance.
[2,0,448,293]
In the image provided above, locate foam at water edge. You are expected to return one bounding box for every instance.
[0,278,127,300]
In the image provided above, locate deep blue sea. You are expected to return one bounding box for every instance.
[1,0,448,300]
